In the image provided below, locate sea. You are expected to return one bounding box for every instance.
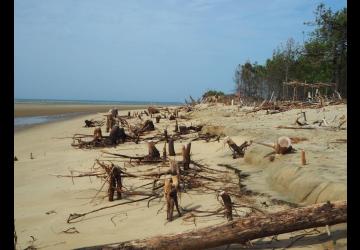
[14,98,182,131]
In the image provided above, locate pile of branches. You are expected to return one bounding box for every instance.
[247,98,346,115]
[58,140,260,224]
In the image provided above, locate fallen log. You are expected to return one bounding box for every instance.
[75,200,346,250]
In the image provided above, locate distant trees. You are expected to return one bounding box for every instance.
[202,90,225,99]
[234,3,347,99]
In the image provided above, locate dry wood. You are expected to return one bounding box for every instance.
[224,137,251,158]
[76,200,346,250]
[182,143,191,170]
[301,150,306,165]
[146,141,160,160]
[219,191,233,221]
[148,107,160,114]
[174,120,179,132]
[168,138,176,156]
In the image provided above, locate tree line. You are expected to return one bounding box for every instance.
[234,3,347,100]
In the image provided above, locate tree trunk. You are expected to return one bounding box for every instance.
[147,142,160,159]
[162,142,167,162]
[168,138,175,156]
[76,200,346,250]
[182,143,191,170]
[174,120,179,132]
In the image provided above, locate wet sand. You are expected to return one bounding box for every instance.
[14,103,150,117]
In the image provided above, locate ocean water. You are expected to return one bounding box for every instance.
[14,98,182,131]
[15,98,182,106]
[14,112,89,131]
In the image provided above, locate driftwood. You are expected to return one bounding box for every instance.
[178,125,203,135]
[174,120,179,132]
[106,114,116,133]
[148,107,160,114]
[219,191,233,221]
[76,200,346,250]
[182,143,191,170]
[109,126,126,145]
[224,137,252,158]
[108,166,123,201]
[85,119,105,128]
[168,138,175,156]
[145,141,160,160]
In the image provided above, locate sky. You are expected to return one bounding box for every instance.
[14,0,347,103]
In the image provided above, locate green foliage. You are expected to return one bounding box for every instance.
[234,3,347,98]
[202,90,225,98]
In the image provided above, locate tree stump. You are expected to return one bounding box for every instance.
[93,127,102,141]
[224,137,251,158]
[108,166,122,201]
[169,114,176,120]
[168,138,176,156]
[219,191,233,221]
[142,120,155,131]
[164,129,168,142]
[182,143,191,170]
[128,111,131,118]
[163,142,167,162]
[147,141,160,159]
[275,136,293,154]
[301,150,306,165]
[174,120,179,132]
[106,114,115,133]
[156,116,161,123]
[179,126,187,134]
[109,126,126,145]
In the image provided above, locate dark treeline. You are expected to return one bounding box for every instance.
[234,3,347,100]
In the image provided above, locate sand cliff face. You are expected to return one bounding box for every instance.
[14,103,347,250]
[189,103,346,206]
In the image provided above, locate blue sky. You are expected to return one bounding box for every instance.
[14,0,347,102]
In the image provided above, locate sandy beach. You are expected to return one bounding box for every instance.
[14,103,347,250]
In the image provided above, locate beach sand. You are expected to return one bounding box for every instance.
[14,103,347,250]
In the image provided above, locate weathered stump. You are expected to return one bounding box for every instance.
[106,114,115,133]
[164,129,168,142]
[219,191,233,221]
[109,126,126,145]
[142,120,155,131]
[147,141,160,159]
[179,126,187,134]
[168,138,176,156]
[156,116,161,123]
[182,143,191,170]
[93,127,102,140]
[275,136,293,154]
[108,166,122,201]
[174,120,179,132]
[163,142,167,162]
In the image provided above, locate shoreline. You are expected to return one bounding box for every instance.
[14,103,152,117]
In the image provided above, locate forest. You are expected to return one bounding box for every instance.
[234,3,347,100]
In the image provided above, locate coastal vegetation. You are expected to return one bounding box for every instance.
[234,3,347,99]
